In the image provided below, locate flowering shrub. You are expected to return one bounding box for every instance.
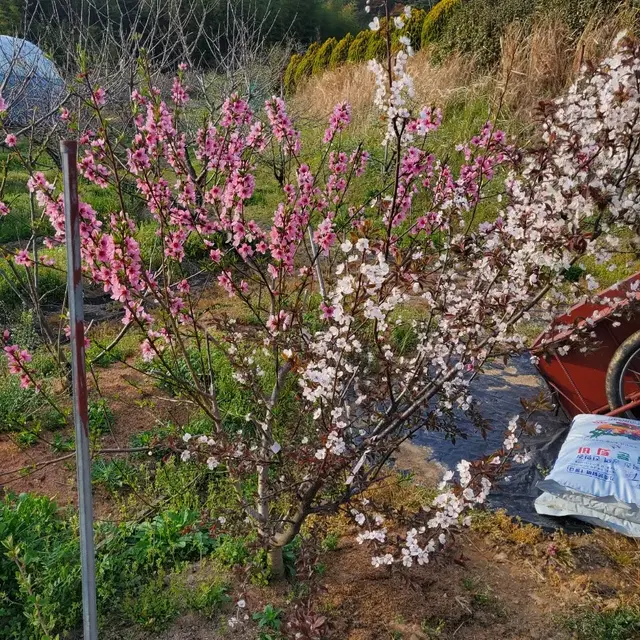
[2,1,640,578]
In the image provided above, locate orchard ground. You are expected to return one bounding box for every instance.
[1,324,639,640]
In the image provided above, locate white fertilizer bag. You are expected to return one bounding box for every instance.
[535,414,640,537]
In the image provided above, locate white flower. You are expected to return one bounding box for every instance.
[237,599,246,609]
[399,35,411,47]
[340,239,353,253]
[404,5,412,17]
[182,432,192,442]
[586,274,600,291]
[315,448,327,460]
[180,450,191,462]
[218,516,226,525]
[394,16,404,29]
[369,16,380,32]
[207,456,219,470]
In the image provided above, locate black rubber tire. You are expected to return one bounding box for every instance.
[606,329,640,420]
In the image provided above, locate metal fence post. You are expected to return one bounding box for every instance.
[61,140,98,640]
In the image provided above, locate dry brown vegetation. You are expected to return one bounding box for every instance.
[292,10,637,131]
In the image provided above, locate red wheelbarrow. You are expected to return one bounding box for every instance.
[531,273,640,420]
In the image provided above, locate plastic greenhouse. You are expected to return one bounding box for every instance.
[0,36,65,125]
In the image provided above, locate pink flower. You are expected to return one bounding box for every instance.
[0,202,9,217]
[237,243,253,261]
[4,134,16,147]
[265,97,301,155]
[4,345,34,388]
[266,310,292,334]
[320,302,334,320]
[27,172,53,193]
[324,102,351,144]
[313,217,337,255]
[141,339,155,362]
[92,87,106,107]
[171,77,189,106]
[217,271,235,297]
[60,107,70,121]
[14,250,33,267]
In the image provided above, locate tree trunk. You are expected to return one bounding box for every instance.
[269,546,285,581]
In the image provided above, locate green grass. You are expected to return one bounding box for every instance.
[0,493,224,638]
[564,608,640,640]
[88,399,115,436]
[0,208,32,242]
[86,324,142,366]
[0,374,44,433]
[92,457,137,491]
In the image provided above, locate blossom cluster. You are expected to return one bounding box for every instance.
[2,330,34,390]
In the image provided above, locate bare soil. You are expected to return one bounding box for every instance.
[0,362,192,517]
[2,362,640,640]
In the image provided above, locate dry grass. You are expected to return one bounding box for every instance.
[292,11,637,131]
[497,17,574,115]
[472,509,546,547]
[497,10,638,117]
[291,49,484,133]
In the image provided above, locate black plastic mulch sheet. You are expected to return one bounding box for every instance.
[413,356,593,532]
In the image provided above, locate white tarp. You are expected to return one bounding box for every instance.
[535,414,640,537]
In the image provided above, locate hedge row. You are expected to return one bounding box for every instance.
[284,9,428,94]
[284,0,631,94]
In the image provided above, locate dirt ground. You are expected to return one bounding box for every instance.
[104,516,640,640]
[0,362,192,517]
[2,362,640,640]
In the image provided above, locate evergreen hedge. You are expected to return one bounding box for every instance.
[284,53,303,94]
[294,42,320,85]
[347,30,374,63]
[330,32,354,69]
[313,37,337,74]
[424,0,629,67]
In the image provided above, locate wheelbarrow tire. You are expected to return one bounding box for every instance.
[606,329,640,419]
